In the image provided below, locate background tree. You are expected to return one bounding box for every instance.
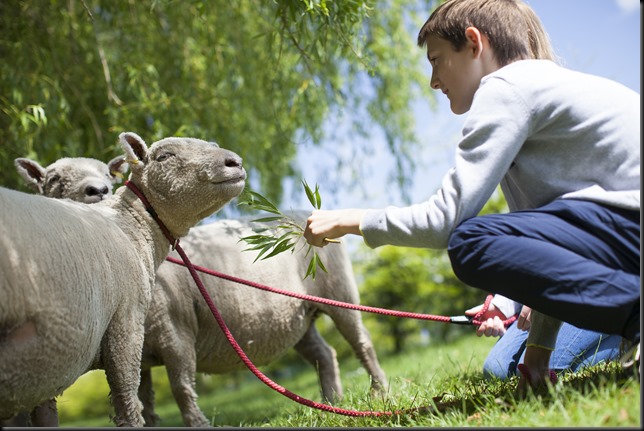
[0,0,436,206]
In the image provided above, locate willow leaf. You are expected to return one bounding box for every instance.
[262,238,295,260]
[302,179,320,209]
[238,190,281,214]
[315,253,328,274]
[238,182,330,280]
[252,216,284,223]
[314,183,322,209]
[305,254,317,280]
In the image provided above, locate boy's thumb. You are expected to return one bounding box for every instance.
[464,304,483,316]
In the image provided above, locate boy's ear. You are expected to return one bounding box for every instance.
[464,26,484,58]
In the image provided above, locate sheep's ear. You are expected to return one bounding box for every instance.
[107,155,129,184]
[119,132,148,168]
[14,158,46,194]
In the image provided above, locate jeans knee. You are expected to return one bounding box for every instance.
[482,357,511,380]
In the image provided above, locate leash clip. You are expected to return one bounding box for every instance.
[449,315,474,325]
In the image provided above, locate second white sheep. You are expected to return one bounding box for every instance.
[140,215,387,427]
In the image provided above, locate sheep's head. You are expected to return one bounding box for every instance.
[120,132,246,237]
[15,156,129,203]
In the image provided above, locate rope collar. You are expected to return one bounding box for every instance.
[124,180,178,250]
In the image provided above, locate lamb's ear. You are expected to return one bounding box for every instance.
[119,132,148,169]
[14,158,46,194]
[107,155,129,184]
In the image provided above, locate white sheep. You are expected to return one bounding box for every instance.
[8,150,385,427]
[0,132,246,426]
[14,155,129,203]
[1,155,130,428]
[139,214,387,427]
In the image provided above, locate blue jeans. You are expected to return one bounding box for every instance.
[483,321,622,379]
[448,199,640,343]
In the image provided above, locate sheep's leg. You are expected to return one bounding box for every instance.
[139,368,161,427]
[0,412,30,427]
[0,398,58,427]
[161,331,209,427]
[30,399,58,426]
[294,324,343,402]
[102,311,145,427]
[328,309,388,394]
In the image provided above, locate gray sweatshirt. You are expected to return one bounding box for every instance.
[359,60,640,349]
[360,60,640,249]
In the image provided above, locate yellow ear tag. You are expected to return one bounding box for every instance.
[111,171,124,180]
[126,159,139,165]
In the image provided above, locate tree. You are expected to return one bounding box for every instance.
[0,0,437,205]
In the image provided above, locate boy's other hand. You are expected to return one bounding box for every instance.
[465,303,508,337]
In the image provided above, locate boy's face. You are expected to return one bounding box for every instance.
[425,33,490,115]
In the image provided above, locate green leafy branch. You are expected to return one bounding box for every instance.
[238,180,337,280]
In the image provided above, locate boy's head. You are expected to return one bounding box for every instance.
[417,0,555,66]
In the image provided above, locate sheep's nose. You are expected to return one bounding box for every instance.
[224,151,242,168]
[86,185,109,196]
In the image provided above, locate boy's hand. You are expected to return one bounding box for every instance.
[517,305,532,331]
[304,209,365,247]
[465,303,508,337]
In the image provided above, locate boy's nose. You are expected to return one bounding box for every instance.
[430,73,440,90]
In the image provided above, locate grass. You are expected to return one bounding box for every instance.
[57,333,640,427]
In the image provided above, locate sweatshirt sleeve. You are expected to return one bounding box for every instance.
[491,294,522,318]
[360,77,532,249]
[526,311,563,351]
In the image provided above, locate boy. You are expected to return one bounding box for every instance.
[303,0,640,391]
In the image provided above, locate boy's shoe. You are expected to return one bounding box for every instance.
[620,341,640,379]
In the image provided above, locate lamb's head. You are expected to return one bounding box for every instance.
[15,156,129,203]
[120,132,246,237]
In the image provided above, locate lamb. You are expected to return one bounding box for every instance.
[0,132,246,426]
[139,214,388,427]
[14,155,129,203]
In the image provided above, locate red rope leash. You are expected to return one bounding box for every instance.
[124,180,516,417]
[164,256,517,328]
[173,242,406,417]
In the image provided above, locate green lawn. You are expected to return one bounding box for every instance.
[57,333,640,427]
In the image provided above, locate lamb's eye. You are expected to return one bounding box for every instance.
[156,152,174,162]
[47,174,60,185]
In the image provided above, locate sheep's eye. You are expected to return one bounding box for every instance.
[45,174,64,194]
[47,174,60,185]
[155,152,174,162]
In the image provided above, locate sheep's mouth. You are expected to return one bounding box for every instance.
[213,172,247,185]
[83,195,109,204]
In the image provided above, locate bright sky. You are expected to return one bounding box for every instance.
[286,0,640,216]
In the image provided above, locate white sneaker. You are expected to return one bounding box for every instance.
[620,341,640,378]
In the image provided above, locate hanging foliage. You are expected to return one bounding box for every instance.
[0,0,437,204]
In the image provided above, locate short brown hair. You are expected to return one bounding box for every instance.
[417,0,555,65]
